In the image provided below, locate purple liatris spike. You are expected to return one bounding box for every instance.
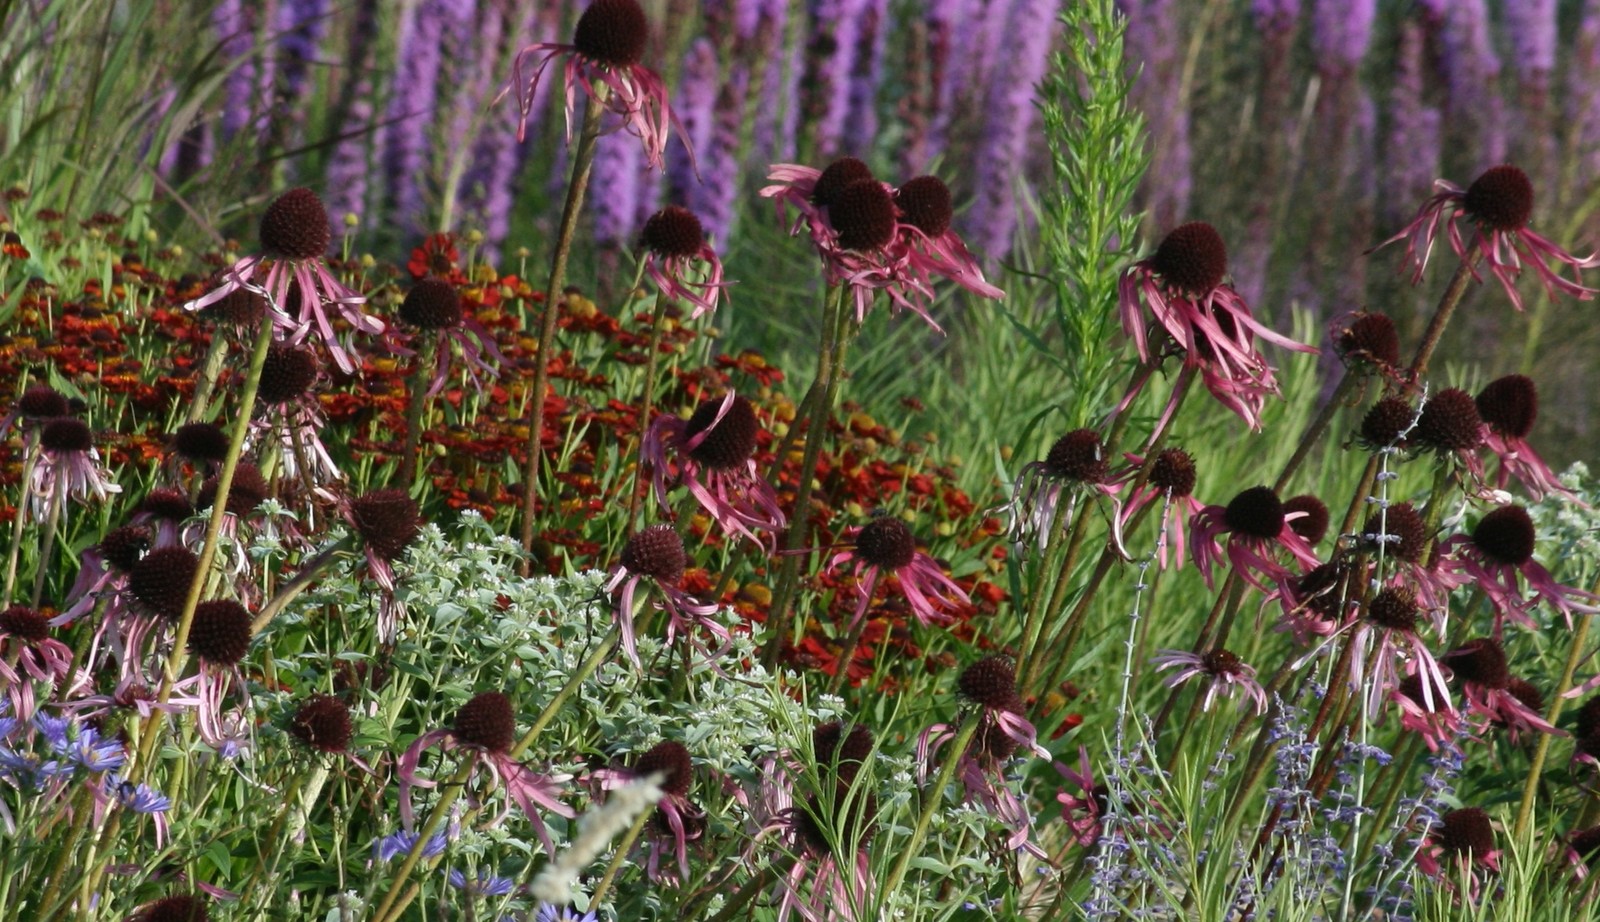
[1310,0,1373,77]
[1571,0,1600,187]
[844,0,890,155]
[964,0,1059,263]
[274,0,328,113]
[384,0,449,230]
[668,37,718,205]
[214,0,259,139]
[748,0,792,159]
[689,67,749,245]
[1383,20,1441,226]
[922,0,971,163]
[1506,0,1556,84]
[803,0,866,157]
[1439,0,1506,165]
[592,127,644,247]
[1251,0,1299,36]
[324,79,373,235]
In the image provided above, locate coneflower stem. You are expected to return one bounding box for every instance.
[29,484,63,609]
[511,625,621,760]
[399,332,439,484]
[186,331,230,423]
[128,316,275,783]
[623,291,671,534]
[764,284,851,667]
[882,715,979,897]
[589,804,654,906]
[1515,577,1598,840]
[369,755,478,922]
[1404,253,1481,394]
[1274,369,1356,493]
[702,864,780,922]
[519,85,610,569]
[1,434,40,608]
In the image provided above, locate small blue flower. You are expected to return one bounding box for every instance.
[107,775,170,814]
[33,713,71,749]
[535,904,597,922]
[373,829,448,862]
[65,727,126,773]
[0,745,72,789]
[447,868,516,898]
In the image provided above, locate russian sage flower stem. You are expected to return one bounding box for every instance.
[881,714,979,898]
[519,85,610,566]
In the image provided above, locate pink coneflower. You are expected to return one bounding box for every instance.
[1008,428,1118,553]
[823,515,969,631]
[1330,310,1403,381]
[1344,584,1452,717]
[762,160,1001,330]
[0,384,70,439]
[1054,747,1107,847]
[132,488,195,550]
[0,606,71,720]
[1475,374,1579,502]
[186,599,255,752]
[1372,163,1599,311]
[1117,222,1316,430]
[342,489,424,644]
[503,0,684,170]
[642,392,785,549]
[251,342,339,491]
[605,524,724,664]
[183,188,382,375]
[398,691,574,855]
[1440,637,1559,737]
[1442,504,1599,632]
[1112,448,1204,568]
[639,206,728,318]
[592,740,704,881]
[55,524,150,627]
[1189,485,1320,591]
[397,276,506,397]
[29,417,121,518]
[1391,670,1462,753]
[1415,806,1501,895]
[916,656,1050,858]
[1149,648,1268,713]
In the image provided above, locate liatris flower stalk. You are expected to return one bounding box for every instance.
[383,0,456,233]
[666,38,718,207]
[688,66,749,246]
[1383,22,1442,229]
[800,0,866,157]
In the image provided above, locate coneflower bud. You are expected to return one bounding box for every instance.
[620,524,687,584]
[895,176,953,237]
[830,179,897,252]
[171,422,229,464]
[137,488,194,523]
[813,721,874,779]
[188,600,253,665]
[631,740,693,797]
[1571,826,1600,863]
[853,516,917,571]
[1297,562,1351,620]
[1398,672,1446,712]
[640,206,704,259]
[1201,648,1245,678]
[1442,638,1510,690]
[1043,429,1107,483]
[0,605,49,643]
[349,489,423,562]
[197,463,270,517]
[398,277,463,330]
[573,0,649,69]
[1433,807,1495,859]
[259,187,331,260]
[1223,486,1284,539]
[1578,696,1600,738]
[1361,502,1426,564]
[1505,677,1544,715]
[1475,374,1538,440]
[290,693,354,753]
[1336,312,1401,369]
[1462,165,1534,232]
[39,417,91,454]
[1359,396,1416,449]
[1150,222,1228,296]
[1149,448,1198,497]
[684,395,760,469]
[129,547,200,619]
[958,655,1022,711]
[797,784,878,855]
[1367,587,1419,632]
[1283,495,1329,545]
[202,288,267,327]
[17,385,69,420]
[454,691,515,753]
[811,157,875,207]
[99,525,152,572]
[1472,504,1536,566]
[257,343,319,404]
[132,893,210,922]
[1414,388,1484,453]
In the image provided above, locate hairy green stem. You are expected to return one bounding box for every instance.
[881,715,979,897]
[1515,579,1598,840]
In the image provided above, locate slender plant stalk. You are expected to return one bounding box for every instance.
[1274,369,1356,493]
[399,332,439,484]
[623,291,671,533]
[2,434,40,607]
[28,481,63,608]
[589,806,654,906]
[518,88,609,566]
[249,534,356,634]
[185,331,230,424]
[1515,577,1599,839]
[881,715,979,897]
